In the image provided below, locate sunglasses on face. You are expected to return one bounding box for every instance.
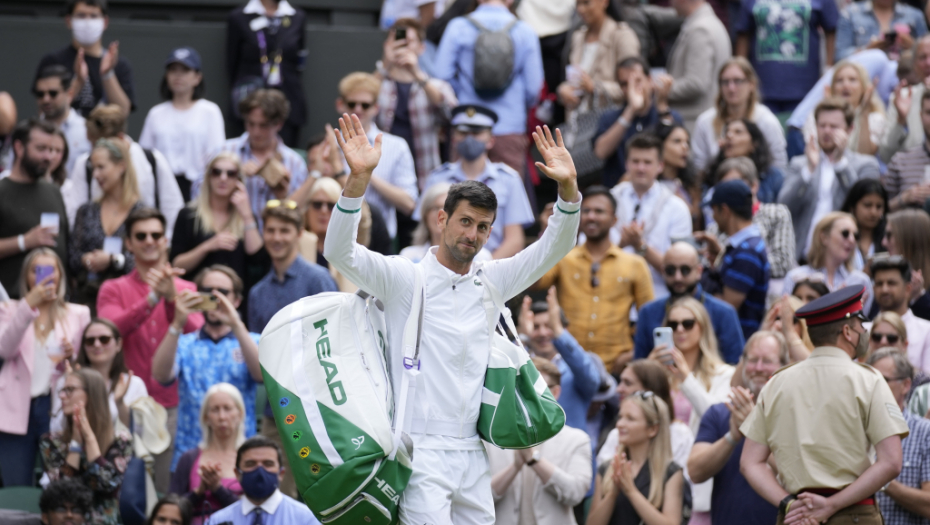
[667,319,697,331]
[34,89,60,99]
[133,231,164,242]
[664,265,693,277]
[344,100,372,110]
[83,335,113,347]
[871,332,900,344]
[266,199,298,210]
[840,229,860,240]
[199,287,231,296]
[310,201,336,211]
[210,167,239,179]
[591,262,601,288]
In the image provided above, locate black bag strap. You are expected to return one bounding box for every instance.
[85,157,93,201]
[143,148,160,211]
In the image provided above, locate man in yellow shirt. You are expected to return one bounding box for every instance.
[535,185,653,371]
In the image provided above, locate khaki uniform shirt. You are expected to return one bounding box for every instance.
[740,346,910,494]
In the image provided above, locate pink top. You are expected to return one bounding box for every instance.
[190,453,242,525]
[672,388,693,425]
[97,269,203,408]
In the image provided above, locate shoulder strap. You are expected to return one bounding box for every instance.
[389,264,425,460]
[143,148,160,211]
[85,157,93,201]
[466,15,488,33]
[477,268,525,351]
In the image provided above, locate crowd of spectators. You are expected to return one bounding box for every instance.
[6,0,930,523]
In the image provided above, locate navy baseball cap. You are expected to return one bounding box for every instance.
[709,180,753,216]
[165,47,202,71]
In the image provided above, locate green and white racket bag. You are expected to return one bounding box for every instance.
[258,277,424,525]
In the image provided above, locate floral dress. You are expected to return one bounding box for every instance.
[40,430,133,525]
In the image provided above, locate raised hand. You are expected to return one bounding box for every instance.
[805,134,820,173]
[545,286,564,338]
[230,181,253,220]
[532,126,578,202]
[334,113,382,176]
[517,295,534,339]
[113,371,133,404]
[212,290,242,327]
[893,81,912,125]
[100,41,119,76]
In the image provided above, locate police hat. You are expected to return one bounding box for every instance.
[451,105,498,132]
[795,285,868,327]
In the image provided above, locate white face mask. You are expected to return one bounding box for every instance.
[72,18,105,46]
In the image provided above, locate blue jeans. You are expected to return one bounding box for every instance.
[0,394,50,487]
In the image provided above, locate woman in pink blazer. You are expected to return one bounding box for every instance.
[0,248,90,486]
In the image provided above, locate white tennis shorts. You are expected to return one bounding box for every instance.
[399,447,495,525]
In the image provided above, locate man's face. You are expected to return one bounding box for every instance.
[742,336,782,396]
[874,269,909,313]
[66,2,106,30]
[663,246,701,297]
[529,311,555,356]
[580,194,617,242]
[625,147,663,190]
[42,503,86,525]
[126,218,167,264]
[35,77,70,121]
[872,356,910,407]
[617,66,651,101]
[199,271,239,326]
[438,202,494,264]
[336,90,378,130]
[720,64,751,107]
[262,217,300,263]
[244,108,283,151]
[15,129,57,180]
[816,109,849,153]
[451,128,494,156]
[237,446,282,480]
[916,38,930,79]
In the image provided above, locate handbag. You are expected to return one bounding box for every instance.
[475,269,565,449]
[561,85,616,177]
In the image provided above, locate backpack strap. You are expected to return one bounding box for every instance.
[389,264,425,460]
[85,156,93,201]
[143,148,160,211]
[466,15,488,33]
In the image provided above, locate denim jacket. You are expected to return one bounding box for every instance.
[836,1,929,60]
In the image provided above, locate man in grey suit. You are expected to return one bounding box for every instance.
[778,98,880,260]
[654,0,731,130]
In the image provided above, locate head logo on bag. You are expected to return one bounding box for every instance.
[285,414,296,424]
[314,319,347,406]
[299,447,310,458]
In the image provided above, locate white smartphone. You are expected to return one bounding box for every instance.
[653,327,675,365]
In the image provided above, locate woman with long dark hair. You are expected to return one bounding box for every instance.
[840,178,888,271]
[147,494,193,525]
[705,119,783,204]
[654,122,701,228]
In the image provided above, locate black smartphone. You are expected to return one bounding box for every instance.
[884,31,897,45]
[395,27,407,41]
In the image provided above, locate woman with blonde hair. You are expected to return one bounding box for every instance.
[70,138,141,308]
[803,61,886,155]
[0,249,90,486]
[40,367,133,525]
[783,211,874,313]
[868,311,908,356]
[588,392,689,525]
[692,58,787,171]
[170,152,262,289]
[169,383,247,524]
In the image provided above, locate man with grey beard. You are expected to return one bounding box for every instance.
[687,330,787,525]
[0,118,68,298]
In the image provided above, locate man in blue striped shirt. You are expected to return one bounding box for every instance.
[710,180,770,340]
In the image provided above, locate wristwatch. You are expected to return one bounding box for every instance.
[526,451,541,466]
[68,440,83,454]
[723,431,737,446]
[778,494,797,515]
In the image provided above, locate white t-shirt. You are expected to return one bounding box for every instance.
[139,99,226,183]
[50,372,148,433]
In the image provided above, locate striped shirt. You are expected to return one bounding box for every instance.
[707,203,796,279]
[877,410,930,525]
[720,224,770,339]
[885,143,930,202]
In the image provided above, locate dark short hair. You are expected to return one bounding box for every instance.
[626,132,663,158]
[617,55,649,75]
[160,70,205,101]
[262,204,304,231]
[39,478,93,515]
[236,435,283,470]
[125,207,167,237]
[582,185,617,213]
[871,254,913,283]
[807,317,858,347]
[67,0,108,15]
[11,118,58,157]
[35,64,73,91]
[195,264,244,298]
[792,279,830,299]
[444,181,498,221]
[529,300,570,327]
[239,89,290,125]
[145,494,193,525]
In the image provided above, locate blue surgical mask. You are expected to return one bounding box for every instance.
[239,467,280,500]
[456,136,487,162]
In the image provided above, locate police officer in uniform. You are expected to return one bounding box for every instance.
[416,105,534,259]
[739,285,909,525]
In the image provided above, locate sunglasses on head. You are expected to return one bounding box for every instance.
[344,100,372,110]
[133,231,164,242]
[664,265,693,277]
[83,335,113,346]
[266,199,298,210]
[871,332,900,344]
[210,167,239,178]
[310,201,336,211]
[34,89,60,99]
[630,390,658,409]
[840,229,860,241]
[667,319,697,331]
